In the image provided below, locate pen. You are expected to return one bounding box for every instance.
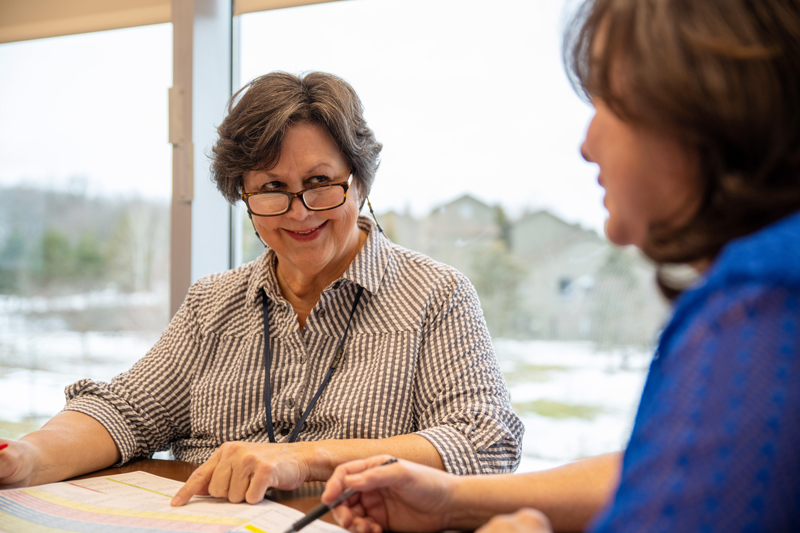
[281,458,398,533]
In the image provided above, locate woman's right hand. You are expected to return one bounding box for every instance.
[322,455,456,533]
[0,440,37,488]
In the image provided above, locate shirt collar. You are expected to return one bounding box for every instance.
[245,215,390,305]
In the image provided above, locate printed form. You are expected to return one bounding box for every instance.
[0,471,347,533]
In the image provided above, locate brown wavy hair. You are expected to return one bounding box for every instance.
[565,0,800,294]
[210,71,382,207]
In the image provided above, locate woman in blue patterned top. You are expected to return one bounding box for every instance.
[320,0,800,531]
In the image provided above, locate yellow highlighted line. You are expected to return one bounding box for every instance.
[107,477,173,498]
[244,525,268,533]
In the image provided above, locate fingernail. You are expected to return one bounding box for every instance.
[0,444,8,451]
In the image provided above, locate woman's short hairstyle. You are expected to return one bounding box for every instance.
[566,0,800,276]
[211,71,382,206]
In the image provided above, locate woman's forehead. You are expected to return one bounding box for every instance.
[250,125,346,175]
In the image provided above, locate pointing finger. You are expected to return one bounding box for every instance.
[171,452,220,506]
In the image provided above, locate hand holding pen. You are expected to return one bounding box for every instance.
[315,455,455,533]
[283,458,399,533]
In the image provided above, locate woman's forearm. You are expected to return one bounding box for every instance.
[21,411,121,486]
[448,452,622,532]
[302,433,445,481]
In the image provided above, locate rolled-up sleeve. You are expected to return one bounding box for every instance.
[414,274,523,474]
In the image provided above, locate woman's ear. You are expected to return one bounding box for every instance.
[352,179,364,212]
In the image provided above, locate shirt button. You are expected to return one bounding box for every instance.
[280,428,290,436]
[285,397,295,408]
[300,356,307,365]
[317,308,326,318]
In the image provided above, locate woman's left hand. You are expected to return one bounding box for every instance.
[476,509,553,533]
[170,441,313,506]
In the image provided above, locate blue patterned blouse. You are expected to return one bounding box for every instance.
[590,209,800,532]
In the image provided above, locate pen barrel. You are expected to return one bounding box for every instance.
[290,502,330,532]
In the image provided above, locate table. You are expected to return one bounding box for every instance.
[71,457,336,525]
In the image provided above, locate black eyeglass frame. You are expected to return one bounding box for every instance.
[240,174,352,217]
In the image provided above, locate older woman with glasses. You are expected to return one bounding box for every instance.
[0,72,522,504]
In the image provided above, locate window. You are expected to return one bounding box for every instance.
[0,24,172,440]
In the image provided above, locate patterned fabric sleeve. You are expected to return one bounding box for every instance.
[413,272,524,475]
[589,283,800,532]
[62,285,203,465]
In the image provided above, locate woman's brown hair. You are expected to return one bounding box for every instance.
[210,71,382,206]
[565,0,800,294]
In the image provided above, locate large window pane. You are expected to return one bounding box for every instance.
[240,0,668,472]
[0,24,172,440]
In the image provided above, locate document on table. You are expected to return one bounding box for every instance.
[0,471,347,533]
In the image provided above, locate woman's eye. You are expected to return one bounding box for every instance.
[261,181,285,191]
[308,175,332,186]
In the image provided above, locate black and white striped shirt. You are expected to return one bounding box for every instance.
[64,216,523,474]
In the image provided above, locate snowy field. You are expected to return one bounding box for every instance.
[494,339,651,472]
[0,319,653,473]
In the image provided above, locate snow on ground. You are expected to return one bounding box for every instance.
[494,339,652,472]
[0,368,88,425]
[0,329,157,377]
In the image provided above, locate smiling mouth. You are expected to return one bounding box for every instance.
[285,222,326,235]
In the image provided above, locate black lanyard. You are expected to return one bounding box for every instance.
[262,285,364,443]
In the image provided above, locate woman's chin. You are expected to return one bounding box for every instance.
[603,220,638,248]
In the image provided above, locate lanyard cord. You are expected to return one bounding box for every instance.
[262,285,364,444]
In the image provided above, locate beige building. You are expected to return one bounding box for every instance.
[512,210,668,346]
[381,195,669,347]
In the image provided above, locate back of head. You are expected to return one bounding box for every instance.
[566,0,800,265]
[211,71,382,206]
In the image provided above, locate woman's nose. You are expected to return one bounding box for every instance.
[284,195,313,220]
[581,113,598,163]
[580,142,592,163]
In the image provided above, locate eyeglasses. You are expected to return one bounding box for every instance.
[241,174,352,217]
